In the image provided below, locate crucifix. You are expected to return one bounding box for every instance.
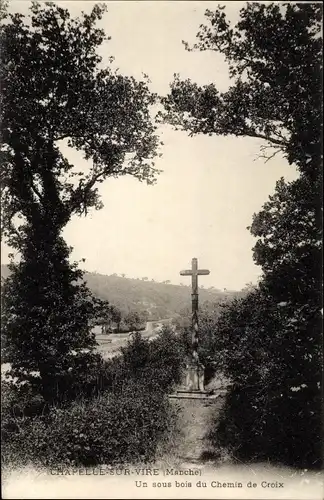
[180,258,210,390]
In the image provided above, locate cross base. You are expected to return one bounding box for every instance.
[183,360,205,392]
[168,360,209,400]
[168,390,222,400]
[169,362,229,400]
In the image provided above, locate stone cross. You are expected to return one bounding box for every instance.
[180,258,210,365]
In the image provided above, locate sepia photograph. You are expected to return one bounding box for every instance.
[0,0,323,498]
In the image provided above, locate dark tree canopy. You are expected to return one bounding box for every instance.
[250,175,322,304]
[162,3,322,175]
[211,286,321,469]
[1,1,160,249]
[1,237,103,400]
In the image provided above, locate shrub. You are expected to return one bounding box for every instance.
[146,326,186,390]
[2,328,185,468]
[207,289,322,469]
[95,327,186,395]
[2,381,177,468]
[2,380,48,419]
[209,384,322,470]
[118,327,186,392]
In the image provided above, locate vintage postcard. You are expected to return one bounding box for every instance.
[1,0,323,499]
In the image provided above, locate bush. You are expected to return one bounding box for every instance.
[2,381,177,468]
[206,289,322,470]
[2,327,185,468]
[2,380,48,419]
[209,384,322,470]
[57,328,186,399]
[146,327,186,389]
[95,328,186,395]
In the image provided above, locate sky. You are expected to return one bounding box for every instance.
[2,1,299,291]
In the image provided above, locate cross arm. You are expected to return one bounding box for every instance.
[180,270,192,276]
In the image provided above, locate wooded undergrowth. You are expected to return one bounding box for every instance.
[2,328,185,468]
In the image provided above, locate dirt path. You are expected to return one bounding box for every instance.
[169,395,225,464]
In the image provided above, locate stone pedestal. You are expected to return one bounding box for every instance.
[184,361,205,392]
[169,361,222,400]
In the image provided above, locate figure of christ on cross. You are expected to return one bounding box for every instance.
[180,258,210,368]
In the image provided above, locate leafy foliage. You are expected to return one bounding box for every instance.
[162,2,322,469]
[2,328,183,468]
[0,2,161,400]
[1,237,104,401]
[92,299,122,331]
[1,2,160,248]
[123,310,148,331]
[123,327,186,390]
[162,3,322,175]
[87,327,186,395]
[250,175,322,310]
[2,383,177,468]
[209,287,321,469]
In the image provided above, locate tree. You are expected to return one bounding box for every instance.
[250,175,322,317]
[162,3,321,176]
[124,310,145,331]
[93,300,121,333]
[162,3,322,468]
[111,306,122,332]
[1,242,104,402]
[120,332,150,376]
[212,282,321,469]
[1,3,160,249]
[0,3,160,397]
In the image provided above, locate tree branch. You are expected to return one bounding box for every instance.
[66,163,113,215]
[243,131,287,147]
[27,175,44,204]
[254,144,283,163]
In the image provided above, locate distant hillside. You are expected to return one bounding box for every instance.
[1,264,242,320]
[83,271,243,319]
